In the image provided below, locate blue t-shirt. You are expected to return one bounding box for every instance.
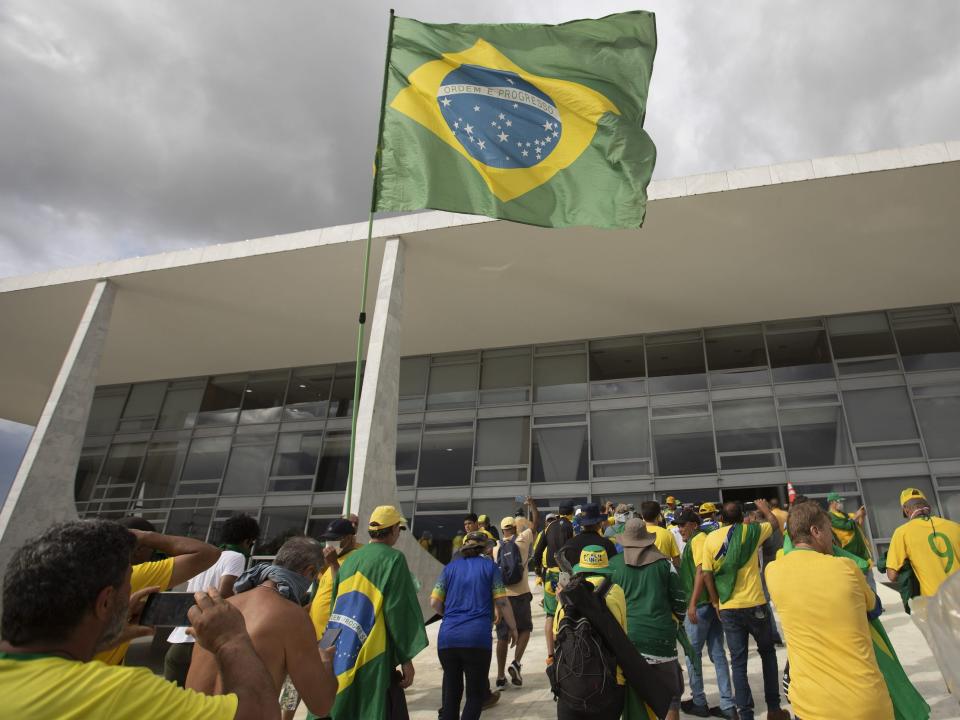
[431,555,506,649]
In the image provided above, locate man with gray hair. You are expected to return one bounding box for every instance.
[187,535,338,718]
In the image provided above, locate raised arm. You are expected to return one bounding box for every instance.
[188,589,279,720]
[527,497,541,531]
[129,529,220,588]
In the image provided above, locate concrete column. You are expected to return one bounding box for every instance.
[347,238,444,616]
[0,280,116,580]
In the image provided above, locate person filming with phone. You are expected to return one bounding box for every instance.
[0,520,279,720]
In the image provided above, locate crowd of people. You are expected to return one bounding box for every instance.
[0,485,957,719]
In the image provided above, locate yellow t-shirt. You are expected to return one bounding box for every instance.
[94,558,175,666]
[645,523,679,559]
[766,550,893,720]
[309,546,360,639]
[886,515,960,597]
[0,654,237,719]
[688,531,708,567]
[553,575,627,684]
[771,508,789,534]
[701,522,773,610]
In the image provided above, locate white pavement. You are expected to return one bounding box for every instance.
[299,573,958,720]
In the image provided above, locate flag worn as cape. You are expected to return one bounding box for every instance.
[712,523,762,603]
[830,510,872,563]
[679,529,709,607]
[314,542,428,720]
[375,12,657,229]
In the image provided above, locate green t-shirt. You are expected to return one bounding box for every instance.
[608,554,686,659]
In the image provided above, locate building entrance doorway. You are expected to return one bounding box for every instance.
[720,485,786,507]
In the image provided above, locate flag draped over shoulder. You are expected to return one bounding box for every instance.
[375,12,657,229]
[313,543,428,720]
[713,523,762,603]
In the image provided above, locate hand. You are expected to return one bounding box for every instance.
[323,546,339,566]
[106,585,159,647]
[318,645,335,665]
[525,496,535,507]
[186,589,249,655]
[854,506,867,521]
[686,606,699,625]
[399,661,415,689]
[509,627,518,648]
[755,499,770,513]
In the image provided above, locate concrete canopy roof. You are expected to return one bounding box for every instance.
[1,141,959,426]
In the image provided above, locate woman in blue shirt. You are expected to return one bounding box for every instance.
[430,531,518,720]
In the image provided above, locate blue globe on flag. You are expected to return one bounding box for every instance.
[437,64,563,169]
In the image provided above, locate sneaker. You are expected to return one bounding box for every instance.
[680,699,710,717]
[710,708,737,719]
[495,676,507,690]
[482,691,501,710]
[766,709,791,720]
[508,660,523,686]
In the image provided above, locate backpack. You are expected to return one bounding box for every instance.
[497,537,524,586]
[548,576,619,715]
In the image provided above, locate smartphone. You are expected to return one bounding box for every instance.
[319,625,342,650]
[140,592,196,627]
[743,501,758,512]
[514,495,526,503]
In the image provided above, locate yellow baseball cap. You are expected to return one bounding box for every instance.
[666,496,677,504]
[572,545,612,575]
[900,488,927,506]
[699,502,718,515]
[368,505,407,531]
[477,514,490,524]
[500,516,516,529]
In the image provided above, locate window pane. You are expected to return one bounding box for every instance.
[893,309,960,371]
[915,395,960,458]
[397,424,421,472]
[316,430,351,492]
[646,334,706,393]
[857,444,923,461]
[475,468,528,484]
[590,337,645,380]
[139,440,188,499]
[221,433,275,496]
[593,461,649,477]
[272,431,323,477]
[779,406,853,467]
[240,371,288,424]
[767,329,833,382]
[157,380,205,430]
[427,363,478,409]
[329,365,362,418]
[99,442,147,492]
[481,350,530,404]
[590,407,650,461]
[714,399,780,452]
[941,490,960,522]
[74,443,107,501]
[861,476,936,539]
[531,426,588,483]
[87,387,127,435]
[476,417,530,467]
[119,382,166,431]
[285,366,333,420]
[180,436,231,482]
[419,422,474,487]
[197,375,246,426]
[705,326,767,371]
[652,415,716,476]
[844,387,919,444]
[258,507,308,555]
[828,313,896,359]
[534,355,587,402]
[165,508,212,541]
[400,357,429,411]
[836,358,900,375]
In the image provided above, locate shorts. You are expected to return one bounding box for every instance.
[279,674,299,711]
[496,593,534,638]
[542,570,560,617]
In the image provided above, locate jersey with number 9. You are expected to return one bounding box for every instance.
[887,515,960,597]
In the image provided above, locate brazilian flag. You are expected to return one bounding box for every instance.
[375,12,657,229]
[310,543,428,720]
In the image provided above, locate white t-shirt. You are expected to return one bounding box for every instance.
[167,550,247,644]
[671,525,686,555]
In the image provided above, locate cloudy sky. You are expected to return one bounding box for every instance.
[1,1,959,495]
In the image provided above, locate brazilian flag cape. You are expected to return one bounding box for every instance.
[679,528,713,607]
[782,541,929,720]
[829,510,872,563]
[375,12,657,229]
[712,523,762,603]
[311,542,428,720]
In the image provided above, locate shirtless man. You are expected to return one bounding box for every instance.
[187,536,338,718]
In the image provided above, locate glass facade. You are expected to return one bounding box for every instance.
[75,303,960,562]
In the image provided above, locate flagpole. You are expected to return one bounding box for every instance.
[344,8,396,518]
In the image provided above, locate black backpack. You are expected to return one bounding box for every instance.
[497,537,524,586]
[548,576,619,715]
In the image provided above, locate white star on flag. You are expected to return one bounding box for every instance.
[465,124,473,134]
[543,121,554,131]
[491,121,497,126]
[498,113,505,120]
[505,120,512,127]
[473,105,480,112]
[477,139,486,150]
[441,97,451,107]
[512,103,518,108]
[552,130,559,137]
[497,131,508,142]
[522,149,528,156]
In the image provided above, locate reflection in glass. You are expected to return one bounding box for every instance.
[284,366,334,420]
[329,365,362,418]
[99,442,147,493]
[915,394,960,458]
[766,327,833,382]
[119,382,166,431]
[475,417,530,467]
[590,337,645,380]
[531,426,588,483]
[828,313,896,359]
[427,363,478,409]
[139,440,189,499]
[843,387,919,444]
[240,371,288,424]
[180,436,231,483]
[258,506,308,555]
[158,380,205,429]
[705,326,767,387]
[418,422,474,487]
[861,476,936,538]
[590,408,649,461]
[221,432,275,496]
[714,399,780,452]
[316,430,351,492]
[410,513,462,563]
[271,431,323,477]
[165,507,213,541]
[399,357,429,411]
[480,349,531,404]
[652,415,716,476]
[75,442,107,501]
[87,388,127,435]
[534,354,587,402]
[397,423,420,486]
[893,308,960,371]
[646,333,706,393]
[779,405,853,467]
[197,375,246,426]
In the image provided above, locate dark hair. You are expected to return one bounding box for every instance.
[369,526,393,539]
[2,520,134,645]
[787,501,830,545]
[558,503,574,515]
[640,501,661,522]
[769,498,781,509]
[792,494,809,506]
[117,516,156,532]
[221,514,260,545]
[721,501,744,525]
[464,513,478,523]
[460,545,484,558]
[274,536,324,572]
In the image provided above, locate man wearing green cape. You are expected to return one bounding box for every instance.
[827,491,876,589]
